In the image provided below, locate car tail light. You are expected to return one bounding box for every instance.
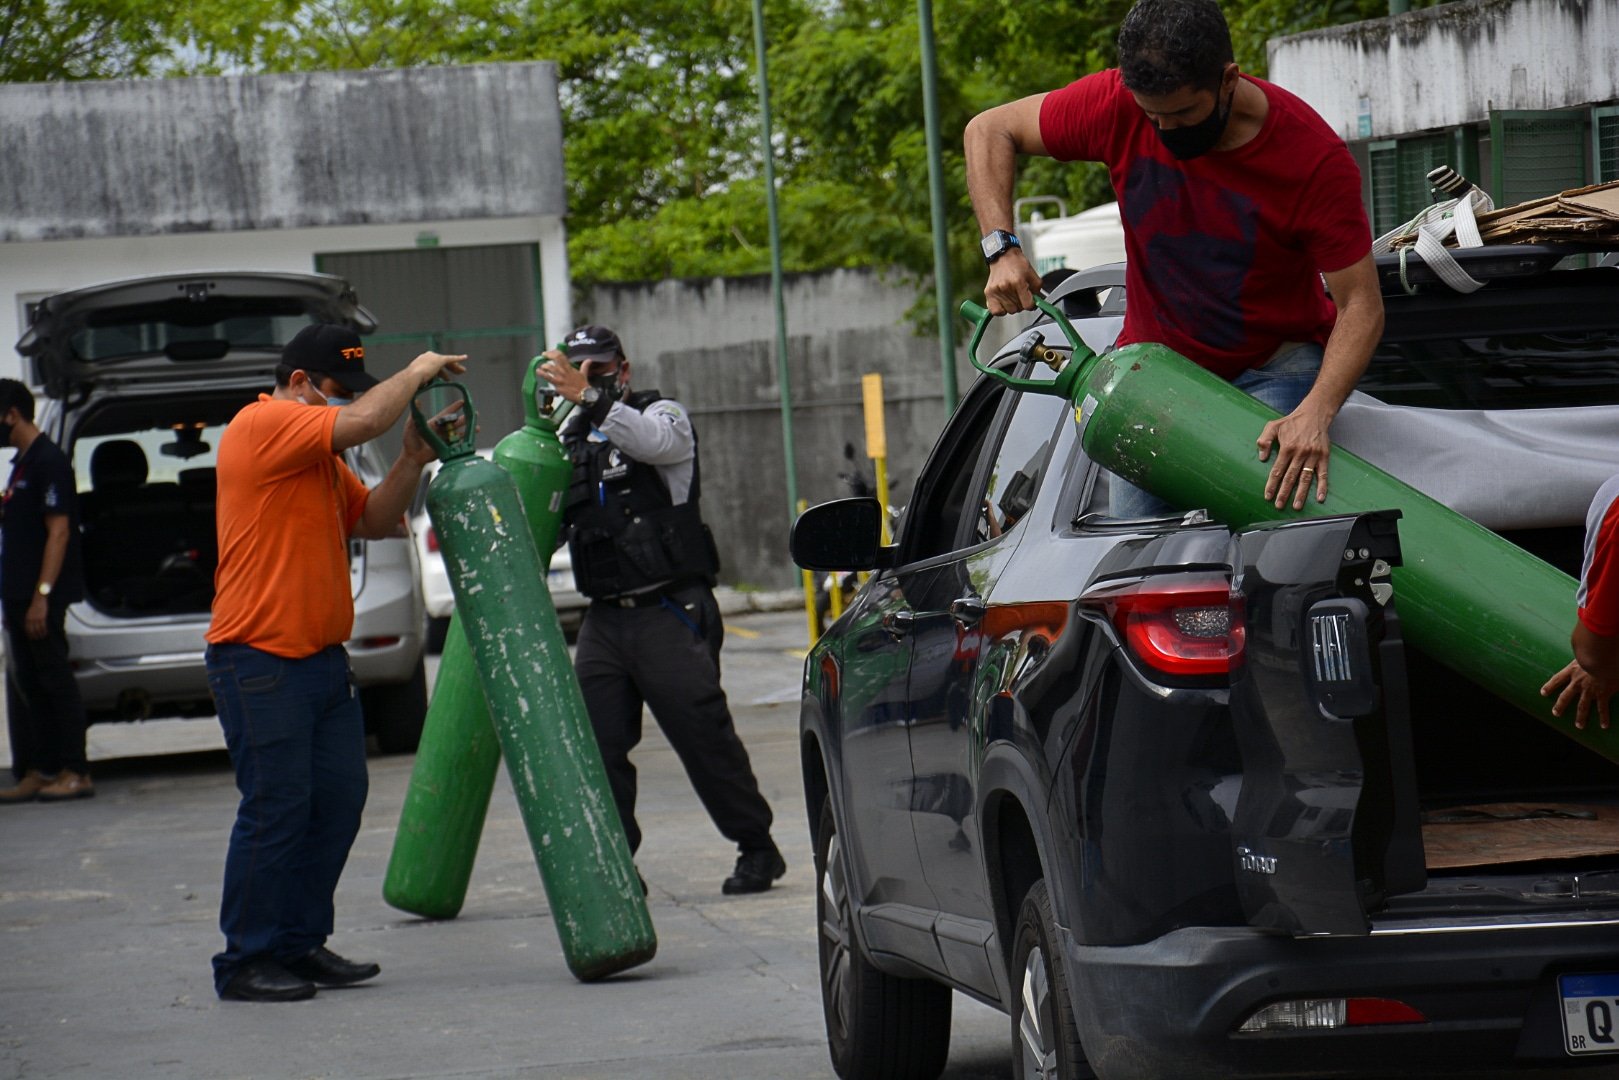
[1083,575,1242,677]
[425,528,440,553]
[358,636,401,649]
[1239,997,1427,1032]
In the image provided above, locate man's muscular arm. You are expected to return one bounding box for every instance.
[1256,254,1384,510]
[965,95,1052,316]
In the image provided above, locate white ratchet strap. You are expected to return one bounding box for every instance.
[1381,189,1493,295]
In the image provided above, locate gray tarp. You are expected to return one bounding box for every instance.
[1332,391,1618,530]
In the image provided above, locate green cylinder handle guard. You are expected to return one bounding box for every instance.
[958,297,1098,400]
[522,354,576,429]
[411,381,478,461]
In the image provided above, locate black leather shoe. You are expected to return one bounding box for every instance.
[219,959,317,1002]
[282,946,381,987]
[722,846,787,895]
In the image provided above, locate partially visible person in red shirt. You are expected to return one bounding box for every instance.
[964,0,1384,517]
[1542,475,1619,731]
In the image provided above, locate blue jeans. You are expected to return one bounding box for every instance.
[1108,342,1325,519]
[207,643,367,993]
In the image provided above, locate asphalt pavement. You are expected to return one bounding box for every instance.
[0,608,1013,1080]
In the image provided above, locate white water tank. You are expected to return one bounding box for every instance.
[1018,200,1126,277]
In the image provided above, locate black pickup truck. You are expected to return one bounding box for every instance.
[793,245,1619,1079]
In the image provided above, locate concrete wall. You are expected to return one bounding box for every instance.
[1270,0,1619,139]
[1,63,566,242]
[577,270,977,589]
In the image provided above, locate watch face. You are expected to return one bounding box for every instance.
[981,230,1019,262]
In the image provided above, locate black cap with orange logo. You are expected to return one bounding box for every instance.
[282,323,379,392]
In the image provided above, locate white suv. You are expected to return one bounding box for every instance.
[16,271,429,752]
[410,451,586,651]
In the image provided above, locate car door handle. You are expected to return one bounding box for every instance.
[951,596,986,627]
[883,610,916,638]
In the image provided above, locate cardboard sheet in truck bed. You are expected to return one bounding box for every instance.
[1421,802,1619,869]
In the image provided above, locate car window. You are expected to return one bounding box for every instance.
[970,379,1068,546]
[73,418,386,493]
[72,423,224,492]
[70,311,317,363]
[902,379,1007,564]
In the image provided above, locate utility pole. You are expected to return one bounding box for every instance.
[918,0,959,412]
[751,0,801,524]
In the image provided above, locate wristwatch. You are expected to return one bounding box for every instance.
[580,385,602,408]
[980,229,1022,265]
[36,582,52,597]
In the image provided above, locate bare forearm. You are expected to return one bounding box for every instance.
[38,517,68,589]
[332,352,466,454]
[338,367,429,449]
[355,455,423,539]
[1574,622,1619,682]
[965,114,1021,235]
[1307,257,1384,421]
[1303,296,1382,419]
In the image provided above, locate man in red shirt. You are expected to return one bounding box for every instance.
[1543,476,1619,731]
[964,0,1384,516]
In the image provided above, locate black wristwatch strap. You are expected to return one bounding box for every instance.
[981,229,1022,265]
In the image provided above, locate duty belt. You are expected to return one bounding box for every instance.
[598,591,668,609]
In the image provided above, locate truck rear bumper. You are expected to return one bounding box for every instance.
[1065,918,1619,1079]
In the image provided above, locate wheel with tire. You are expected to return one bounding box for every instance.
[363,657,428,754]
[1011,879,1093,1080]
[816,800,952,1080]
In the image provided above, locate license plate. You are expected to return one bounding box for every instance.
[1558,974,1619,1055]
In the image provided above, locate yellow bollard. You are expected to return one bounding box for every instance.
[861,374,893,583]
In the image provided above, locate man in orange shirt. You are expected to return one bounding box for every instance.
[206,324,464,1002]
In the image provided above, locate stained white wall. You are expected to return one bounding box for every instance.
[0,216,570,386]
[1270,0,1619,139]
[1,64,565,243]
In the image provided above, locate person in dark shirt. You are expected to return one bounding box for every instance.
[0,378,92,803]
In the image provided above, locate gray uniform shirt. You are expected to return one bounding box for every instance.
[562,396,698,505]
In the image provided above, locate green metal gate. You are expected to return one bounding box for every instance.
[317,243,547,455]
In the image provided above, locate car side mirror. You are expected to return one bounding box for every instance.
[791,497,893,572]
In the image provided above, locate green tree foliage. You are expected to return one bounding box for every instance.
[0,0,183,81]
[6,0,1449,304]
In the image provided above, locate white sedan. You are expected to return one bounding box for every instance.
[411,452,587,652]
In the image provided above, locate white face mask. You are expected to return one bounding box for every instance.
[301,376,349,408]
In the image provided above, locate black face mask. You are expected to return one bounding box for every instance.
[1155,88,1232,161]
[588,369,626,402]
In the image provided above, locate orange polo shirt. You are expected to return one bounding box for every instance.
[207,395,370,658]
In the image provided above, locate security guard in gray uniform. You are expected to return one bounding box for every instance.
[539,326,787,895]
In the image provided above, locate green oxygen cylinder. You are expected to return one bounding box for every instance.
[383,362,574,919]
[409,382,655,980]
[959,300,1618,766]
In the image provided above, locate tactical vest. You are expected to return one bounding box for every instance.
[563,390,721,599]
